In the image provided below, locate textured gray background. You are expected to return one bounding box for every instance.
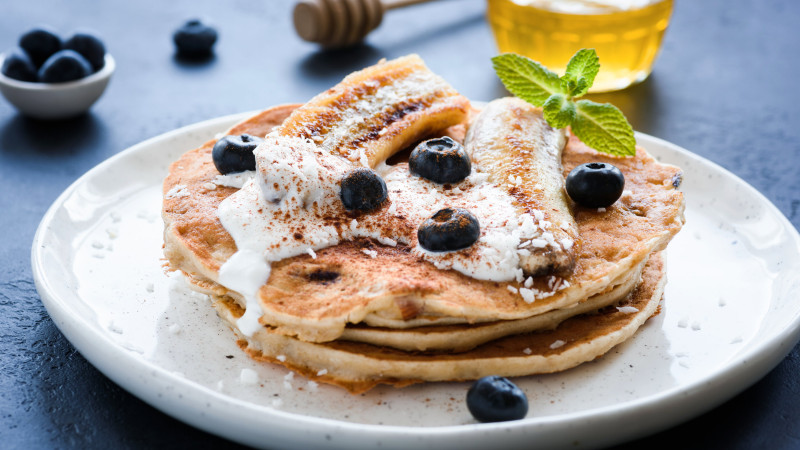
[1,0,798,448]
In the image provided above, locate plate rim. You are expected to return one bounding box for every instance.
[31,112,800,449]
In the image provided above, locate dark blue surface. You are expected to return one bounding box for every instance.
[1,0,799,448]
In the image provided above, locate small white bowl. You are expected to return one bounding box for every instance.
[0,53,114,120]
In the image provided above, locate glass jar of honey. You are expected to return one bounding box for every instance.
[487,0,674,92]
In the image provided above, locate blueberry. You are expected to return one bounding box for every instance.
[340,168,388,211]
[2,48,37,82]
[409,136,471,184]
[565,162,625,208]
[467,376,528,423]
[19,27,62,68]
[173,19,218,56]
[38,50,92,83]
[64,31,106,72]
[212,134,263,174]
[417,208,480,252]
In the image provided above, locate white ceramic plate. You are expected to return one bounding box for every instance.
[32,113,800,449]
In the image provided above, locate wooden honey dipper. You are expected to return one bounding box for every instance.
[293,0,436,48]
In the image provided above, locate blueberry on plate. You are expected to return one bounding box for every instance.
[467,376,529,423]
[340,168,388,211]
[1,48,38,82]
[37,50,92,83]
[64,31,106,72]
[409,136,471,184]
[173,19,218,56]
[19,26,62,68]
[417,208,480,252]
[212,134,263,174]
[565,162,625,209]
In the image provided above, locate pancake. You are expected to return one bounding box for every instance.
[184,252,644,352]
[338,255,647,352]
[210,253,667,394]
[163,104,684,342]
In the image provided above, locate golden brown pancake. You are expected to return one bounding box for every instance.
[210,253,666,394]
[338,256,647,352]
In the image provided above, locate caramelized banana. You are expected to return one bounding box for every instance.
[465,97,578,276]
[276,54,470,168]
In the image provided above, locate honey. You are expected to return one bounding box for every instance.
[487,0,673,92]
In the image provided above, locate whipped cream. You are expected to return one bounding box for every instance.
[217,132,563,335]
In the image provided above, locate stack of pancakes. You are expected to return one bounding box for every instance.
[162,56,684,393]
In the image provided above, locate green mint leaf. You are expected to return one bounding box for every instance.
[543,94,576,129]
[572,100,636,157]
[561,78,577,95]
[492,53,563,107]
[562,49,600,98]
[560,77,591,99]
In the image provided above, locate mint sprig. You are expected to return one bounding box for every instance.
[492,49,636,157]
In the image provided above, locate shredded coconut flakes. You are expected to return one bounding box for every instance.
[377,236,397,247]
[519,288,536,304]
[240,368,259,385]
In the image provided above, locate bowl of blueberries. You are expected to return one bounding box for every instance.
[0,26,113,120]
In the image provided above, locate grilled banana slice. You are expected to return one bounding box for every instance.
[275,54,470,168]
[465,97,578,277]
